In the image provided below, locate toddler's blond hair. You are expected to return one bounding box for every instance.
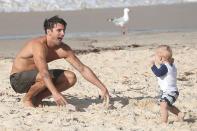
[156,45,173,64]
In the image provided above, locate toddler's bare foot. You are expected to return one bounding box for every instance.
[177,112,185,122]
[161,122,168,127]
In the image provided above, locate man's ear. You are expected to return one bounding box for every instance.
[46,29,52,35]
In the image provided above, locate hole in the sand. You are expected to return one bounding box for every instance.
[133,98,156,109]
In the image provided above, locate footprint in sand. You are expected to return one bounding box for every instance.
[133,98,156,109]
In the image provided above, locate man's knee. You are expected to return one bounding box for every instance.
[64,71,77,87]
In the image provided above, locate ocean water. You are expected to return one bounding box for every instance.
[0,0,197,12]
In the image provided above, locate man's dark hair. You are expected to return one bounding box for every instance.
[43,15,67,34]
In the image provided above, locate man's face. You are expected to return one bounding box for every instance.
[47,23,65,45]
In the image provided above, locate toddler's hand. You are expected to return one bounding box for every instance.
[155,54,162,65]
[149,55,155,67]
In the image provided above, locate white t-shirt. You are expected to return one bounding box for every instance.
[157,63,178,92]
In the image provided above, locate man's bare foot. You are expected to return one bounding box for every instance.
[22,98,35,107]
[22,95,41,107]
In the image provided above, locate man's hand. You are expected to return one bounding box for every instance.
[53,92,67,106]
[66,104,76,111]
[99,88,110,108]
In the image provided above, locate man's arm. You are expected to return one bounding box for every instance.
[64,48,109,99]
[32,42,67,106]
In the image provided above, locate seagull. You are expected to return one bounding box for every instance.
[108,8,130,35]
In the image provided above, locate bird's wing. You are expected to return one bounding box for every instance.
[112,16,126,26]
[112,16,124,23]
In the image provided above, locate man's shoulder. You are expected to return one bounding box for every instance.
[59,43,72,51]
[28,36,46,45]
[55,43,74,58]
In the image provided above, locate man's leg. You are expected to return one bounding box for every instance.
[22,80,45,107]
[23,70,77,107]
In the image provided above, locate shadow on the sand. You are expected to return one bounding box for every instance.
[42,95,103,112]
[41,95,156,111]
[169,117,197,124]
[67,95,132,111]
[67,95,156,111]
[184,117,197,123]
[67,96,103,112]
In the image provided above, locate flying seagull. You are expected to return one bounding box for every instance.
[108,8,130,35]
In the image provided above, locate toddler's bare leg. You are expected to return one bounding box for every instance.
[160,101,168,124]
[168,105,184,121]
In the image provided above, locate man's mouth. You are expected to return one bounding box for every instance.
[57,37,63,41]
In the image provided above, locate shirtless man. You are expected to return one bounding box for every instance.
[10,15,110,107]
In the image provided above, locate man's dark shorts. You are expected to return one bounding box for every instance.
[10,69,64,93]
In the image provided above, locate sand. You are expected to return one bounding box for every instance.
[0,3,197,131]
[0,31,197,130]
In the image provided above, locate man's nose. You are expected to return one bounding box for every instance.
[61,30,65,36]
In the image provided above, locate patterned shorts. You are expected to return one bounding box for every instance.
[159,90,179,106]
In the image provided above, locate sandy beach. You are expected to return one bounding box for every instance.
[0,3,197,131]
[0,31,197,130]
